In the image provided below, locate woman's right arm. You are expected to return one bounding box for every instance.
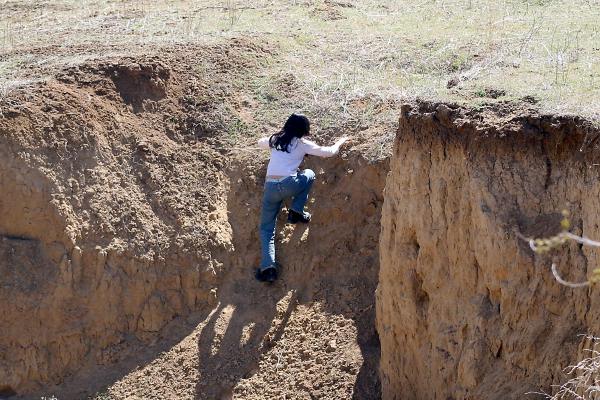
[301,137,349,158]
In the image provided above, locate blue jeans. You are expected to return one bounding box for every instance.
[259,169,316,269]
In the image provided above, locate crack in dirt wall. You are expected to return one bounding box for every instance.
[206,154,387,399]
[100,154,388,400]
[377,102,600,400]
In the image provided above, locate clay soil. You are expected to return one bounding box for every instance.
[1,38,388,399]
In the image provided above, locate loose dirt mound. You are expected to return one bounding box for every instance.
[0,52,231,395]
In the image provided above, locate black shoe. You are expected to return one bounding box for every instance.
[287,209,311,224]
[255,263,280,283]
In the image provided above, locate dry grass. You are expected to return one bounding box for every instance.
[530,336,600,400]
[0,0,599,126]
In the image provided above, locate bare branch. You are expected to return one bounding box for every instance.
[551,263,590,288]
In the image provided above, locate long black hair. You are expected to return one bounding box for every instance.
[269,113,310,153]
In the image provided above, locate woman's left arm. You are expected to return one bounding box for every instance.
[300,137,349,158]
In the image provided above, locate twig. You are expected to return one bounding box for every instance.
[564,232,600,248]
[519,214,600,288]
[551,263,590,288]
[275,349,283,370]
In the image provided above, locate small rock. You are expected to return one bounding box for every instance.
[447,77,460,88]
[326,340,337,352]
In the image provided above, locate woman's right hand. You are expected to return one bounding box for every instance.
[336,136,349,146]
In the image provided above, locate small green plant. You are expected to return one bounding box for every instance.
[474,88,487,97]
[226,117,249,142]
[448,52,472,73]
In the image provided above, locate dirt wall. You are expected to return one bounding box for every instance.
[0,47,388,398]
[182,153,388,400]
[377,102,600,399]
[0,63,231,395]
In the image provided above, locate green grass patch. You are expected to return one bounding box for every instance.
[1,0,598,119]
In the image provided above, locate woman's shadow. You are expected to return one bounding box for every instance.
[195,278,297,400]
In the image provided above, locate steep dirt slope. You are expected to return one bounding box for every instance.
[0,42,265,396]
[377,102,600,399]
[83,154,386,400]
[0,41,386,399]
[0,70,229,395]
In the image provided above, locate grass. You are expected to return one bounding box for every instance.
[0,0,599,124]
[531,336,600,399]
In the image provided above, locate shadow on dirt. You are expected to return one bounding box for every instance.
[192,262,381,400]
[24,308,216,400]
[195,280,297,399]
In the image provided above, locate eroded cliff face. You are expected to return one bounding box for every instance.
[377,102,600,399]
[0,60,232,394]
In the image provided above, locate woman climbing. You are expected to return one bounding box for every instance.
[255,113,349,282]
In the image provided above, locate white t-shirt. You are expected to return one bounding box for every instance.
[258,136,341,176]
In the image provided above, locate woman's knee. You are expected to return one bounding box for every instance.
[301,169,316,181]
